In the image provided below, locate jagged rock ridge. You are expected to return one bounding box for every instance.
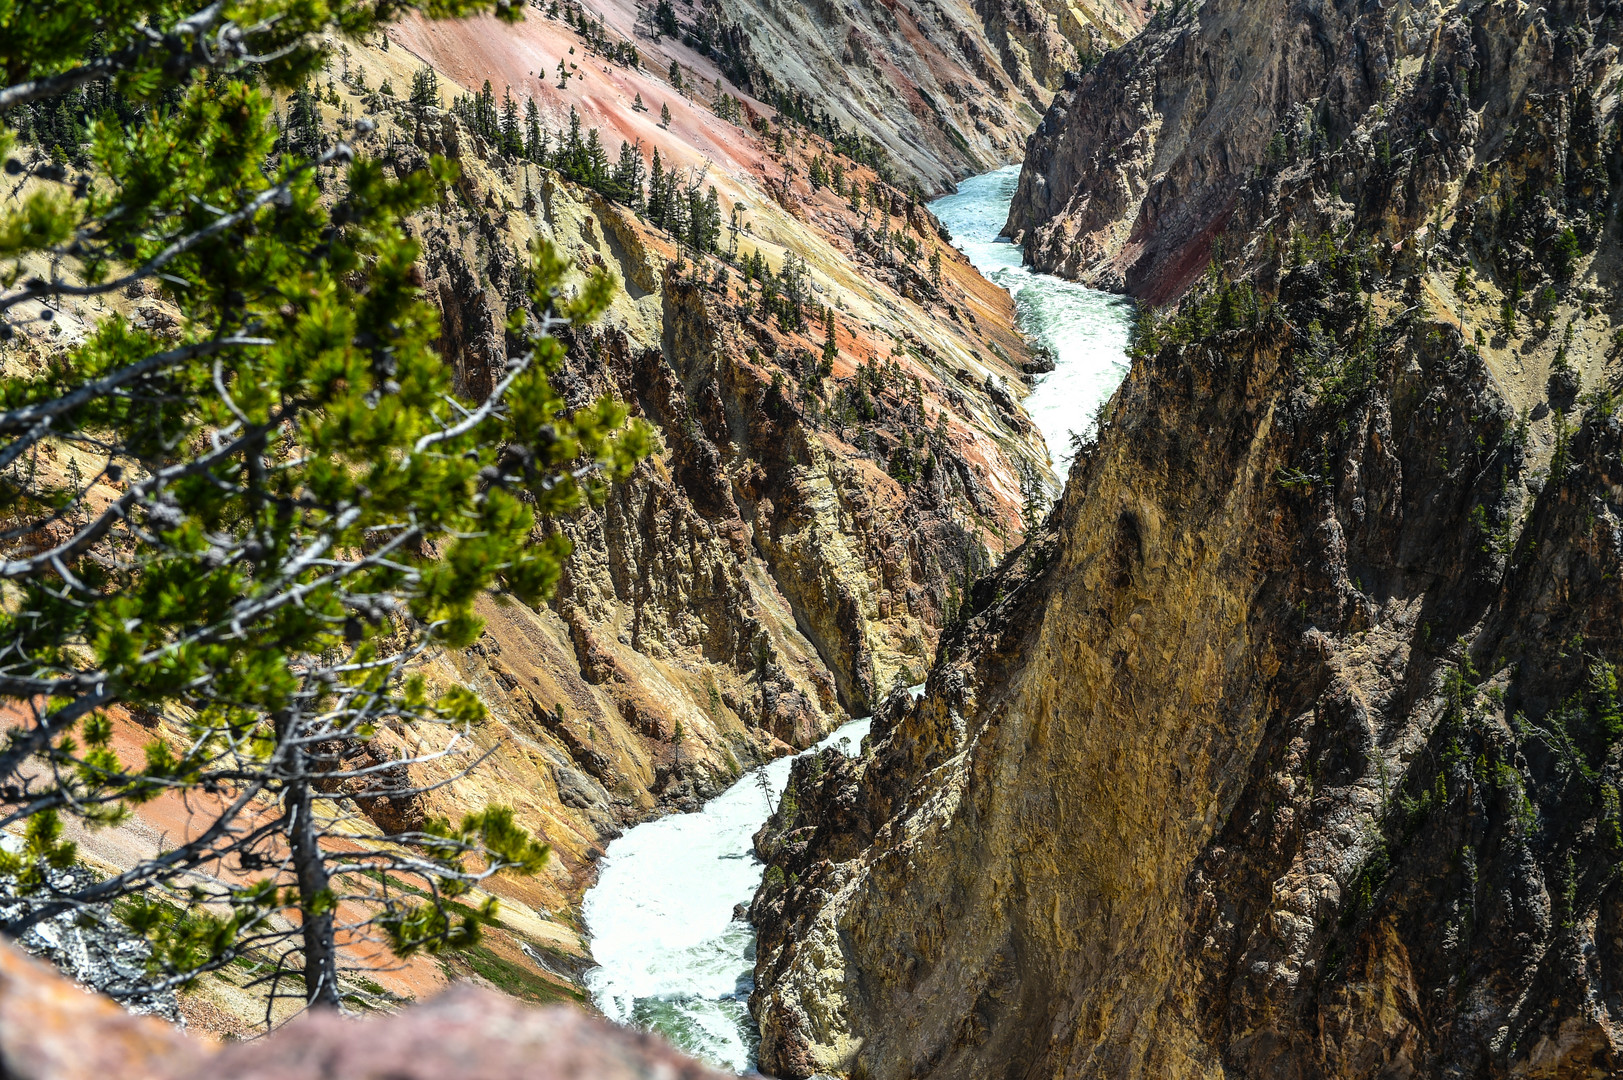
[1007,0,1618,304]
[699,0,1147,190]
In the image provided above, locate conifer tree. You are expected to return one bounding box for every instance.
[584,127,609,185]
[478,79,499,137]
[284,84,324,160]
[409,66,441,111]
[823,306,839,366]
[660,101,672,128]
[685,184,721,254]
[524,96,546,162]
[648,147,668,225]
[704,187,722,252]
[655,0,679,38]
[633,91,647,112]
[500,87,523,157]
[664,167,690,240]
[778,254,808,332]
[612,139,646,207]
[0,0,649,1014]
[759,261,779,322]
[563,105,587,177]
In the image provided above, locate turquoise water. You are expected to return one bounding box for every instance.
[928,166,1134,475]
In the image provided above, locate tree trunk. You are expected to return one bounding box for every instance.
[286,767,341,1010]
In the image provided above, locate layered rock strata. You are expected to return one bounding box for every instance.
[701,0,1147,189]
[1007,0,1617,303]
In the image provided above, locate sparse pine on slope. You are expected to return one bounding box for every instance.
[0,0,649,1013]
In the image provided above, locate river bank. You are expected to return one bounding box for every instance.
[581,719,872,1070]
[928,166,1134,474]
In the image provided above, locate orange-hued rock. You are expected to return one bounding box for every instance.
[388,0,1144,195]
[3,0,1107,1039]
[190,986,729,1080]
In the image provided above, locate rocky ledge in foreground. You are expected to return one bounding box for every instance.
[0,941,725,1080]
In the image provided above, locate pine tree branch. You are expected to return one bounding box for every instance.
[0,417,267,581]
[0,335,271,468]
[0,3,236,112]
[0,779,271,934]
[0,139,356,317]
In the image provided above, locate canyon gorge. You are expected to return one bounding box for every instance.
[4,0,1622,1075]
[2,0,1139,1041]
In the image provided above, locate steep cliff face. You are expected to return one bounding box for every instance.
[394,0,1143,200]
[362,1,1062,911]
[699,0,1146,190]
[380,53,1061,1026]
[751,0,1623,1076]
[755,276,1623,1080]
[1005,0,1615,303]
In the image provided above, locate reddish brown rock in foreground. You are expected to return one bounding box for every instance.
[0,942,725,1080]
[193,986,728,1080]
[0,943,198,1080]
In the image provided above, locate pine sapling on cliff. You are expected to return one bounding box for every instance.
[0,0,649,1017]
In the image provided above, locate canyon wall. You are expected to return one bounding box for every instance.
[1005,0,1621,303]
[701,0,1147,190]
[752,0,1623,1075]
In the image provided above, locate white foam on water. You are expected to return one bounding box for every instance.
[581,165,1136,1074]
[582,718,871,1072]
[928,166,1135,476]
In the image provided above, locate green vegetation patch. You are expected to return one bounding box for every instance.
[451,942,585,1005]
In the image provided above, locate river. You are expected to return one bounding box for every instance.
[928,165,1134,472]
[581,718,871,1071]
[579,168,1133,1073]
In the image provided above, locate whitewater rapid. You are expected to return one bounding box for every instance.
[927,165,1134,473]
[582,718,871,1072]
[579,168,1132,1075]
